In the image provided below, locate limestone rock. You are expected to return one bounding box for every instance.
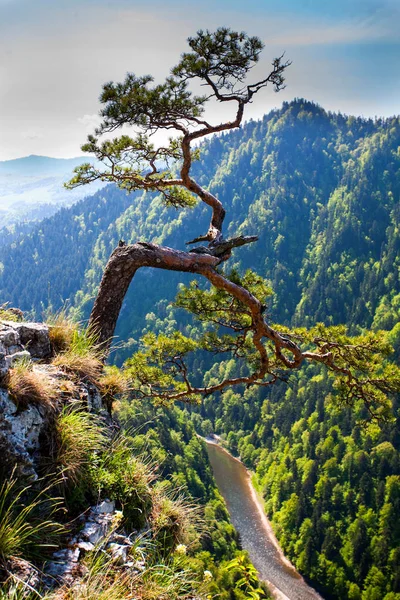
[5,350,31,369]
[45,548,83,586]
[0,321,51,380]
[0,317,109,480]
[9,322,52,359]
[6,558,42,591]
[0,325,21,349]
[76,541,95,553]
[81,512,115,545]
[93,499,115,514]
[78,382,104,412]
[0,388,45,480]
[0,352,7,378]
[0,318,122,591]
[108,543,129,565]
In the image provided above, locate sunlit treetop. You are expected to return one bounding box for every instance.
[67,27,290,207]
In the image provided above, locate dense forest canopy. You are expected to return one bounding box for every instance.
[1,102,400,600]
[2,99,399,336]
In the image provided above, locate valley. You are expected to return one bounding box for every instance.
[1,99,399,599]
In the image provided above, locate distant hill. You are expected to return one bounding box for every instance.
[0,154,90,176]
[0,154,104,227]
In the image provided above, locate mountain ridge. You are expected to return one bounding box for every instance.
[1,98,400,599]
[0,154,90,176]
[0,98,399,335]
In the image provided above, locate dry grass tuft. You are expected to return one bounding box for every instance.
[58,378,78,396]
[6,360,59,409]
[52,328,104,384]
[53,353,103,385]
[47,312,78,354]
[52,559,132,600]
[98,366,129,412]
[151,485,203,552]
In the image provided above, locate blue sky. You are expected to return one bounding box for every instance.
[0,0,399,160]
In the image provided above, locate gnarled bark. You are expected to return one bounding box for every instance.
[89,243,220,347]
[89,240,320,374]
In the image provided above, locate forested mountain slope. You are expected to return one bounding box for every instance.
[0,155,104,226]
[1,99,400,599]
[1,99,399,335]
[196,356,400,599]
[0,187,134,313]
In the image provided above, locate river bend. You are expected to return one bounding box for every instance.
[205,441,324,600]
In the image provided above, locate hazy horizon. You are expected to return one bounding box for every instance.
[1,96,400,164]
[1,0,399,161]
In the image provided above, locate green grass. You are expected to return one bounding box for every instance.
[151,484,203,555]
[55,403,107,487]
[0,304,23,322]
[0,472,64,563]
[47,544,206,600]
[92,433,155,529]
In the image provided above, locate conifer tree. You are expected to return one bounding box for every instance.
[69,28,400,420]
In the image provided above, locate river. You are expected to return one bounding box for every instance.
[205,440,324,600]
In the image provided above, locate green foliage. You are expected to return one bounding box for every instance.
[55,404,107,488]
[199,358,400,598]
[1,101,399,350]
[172,28,264,90]
[151,484,201,555]
[1,98,400,599]
[124,331,201,402]
[0,304,21,322]
[39,543,208,600]
[123,277,400,421]
[0,473,63,562]
[162,186,197,209]
[90,432,155,529]
[69,134,197,210]
[176,269,273,329]
[289,324,400,421]
[114,397,264,598]
[98,73,205,133]
[0,185,135,316]
[225,555,269,599]
[0,390,259,598]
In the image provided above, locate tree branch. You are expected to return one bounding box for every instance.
[88,243,221,347]
[68,29,399,422]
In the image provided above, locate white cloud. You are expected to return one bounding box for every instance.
[0,1,399,160]
[21,128,44,140]
[78,113,101,132]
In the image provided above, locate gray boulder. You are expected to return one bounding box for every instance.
[8,322,52,359]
